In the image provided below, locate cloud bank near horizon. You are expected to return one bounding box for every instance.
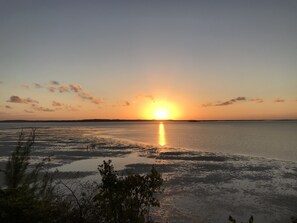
[202,97,265,107]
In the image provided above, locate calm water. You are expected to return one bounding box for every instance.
[0,121,297,161]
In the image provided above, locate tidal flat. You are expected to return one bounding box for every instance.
[0,127,296,223]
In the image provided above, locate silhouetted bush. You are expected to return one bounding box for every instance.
[94,160,163,223]
[0,129,72,223]
[0,129,163,223]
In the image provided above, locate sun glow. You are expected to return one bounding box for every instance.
[142,100,180,120]
[154,107,169,120]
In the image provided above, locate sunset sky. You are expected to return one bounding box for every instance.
[0,0,296,120]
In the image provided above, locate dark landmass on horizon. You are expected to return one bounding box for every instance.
[0,119,296,123]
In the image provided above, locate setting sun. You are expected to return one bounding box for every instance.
[154,107,169,120]
[141,100,180,120]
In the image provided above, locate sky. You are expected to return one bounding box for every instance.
[0,0,296,120]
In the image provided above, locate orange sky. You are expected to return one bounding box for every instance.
[0,81,296,120]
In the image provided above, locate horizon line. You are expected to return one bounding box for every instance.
[0,118,296,123]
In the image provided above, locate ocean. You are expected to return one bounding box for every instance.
[1,120,297,161]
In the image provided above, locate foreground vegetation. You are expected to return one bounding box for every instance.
[0,129,163,223]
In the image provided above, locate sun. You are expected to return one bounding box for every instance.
[141,100,180,120]
[153,107,169,120]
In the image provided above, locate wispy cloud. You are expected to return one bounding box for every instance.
[47,86,56,92]
[52,101,78,111]
[58,85,70,93]
[68,84,102,104]
[31,104,54,112]
[7,96,39,104]
[42,81,102,105]
[33,83,43,88]
[123,101,130,106]
[249,98,264,103]
[203,97,246,107]
[78,91,102,104]
[274,99,285,103]
[52,101,63,106]
[50,80,59,85]
[24,109,34,113]
[202,97,267,107]
[70,84,82,93]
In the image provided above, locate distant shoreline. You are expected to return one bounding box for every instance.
[0,119,296,123]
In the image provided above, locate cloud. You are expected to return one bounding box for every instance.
[78,91,102,104]
[56,84,80,93]
[7,96,39,104]
[275,99,285,103]
[47,86,56,92]
[70,84,82,93]
[24,109,34,113]
[249,98,264,103]
[50,80,59,85]
[123,101,130,106]
[202,96,250,107]
[47,81,103,105]
[235,97,246,101]
[215,97,246,106]
[215,101,233,106]
[40,107,55,112]
[0,81,3,84]
[52,101,63,106]
[52,101,78,111]
[69,84,101,104]
[202,96,267,107]
[5,105,12,109]
[31,104,54,112]
[33,83,43,88]
[47,81,59,91]
[58,85,70,93]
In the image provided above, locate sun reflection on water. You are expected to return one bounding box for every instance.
[158,122,166,146]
